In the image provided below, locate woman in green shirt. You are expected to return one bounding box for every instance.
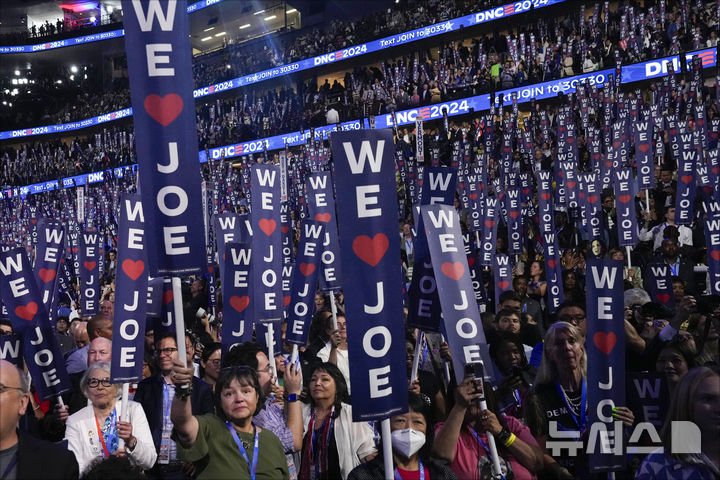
[170,364,289,479]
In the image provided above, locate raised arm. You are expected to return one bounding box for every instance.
[169,361,199,448]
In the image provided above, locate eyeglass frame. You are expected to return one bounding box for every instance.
[0,382,25,395]
[86,378,113,389]
[156,347,179,356]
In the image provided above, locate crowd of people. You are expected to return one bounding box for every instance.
[0,11,122,46]
[4,0,719,143]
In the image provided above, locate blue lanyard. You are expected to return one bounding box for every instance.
[468,427,491,455]
[1,453,17,480]
[162,381,172,421]
[393,460,425,480]
[225,422,259,480]
[554,378,587,431]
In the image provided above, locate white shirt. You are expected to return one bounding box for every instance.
[326,108,339,124]
[317,343,351,394]
[638,223,694,250]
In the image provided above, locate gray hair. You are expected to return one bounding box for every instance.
[80,361,120,399]
[14,364,30,394]
[535,322,587,386]
[624,288,651,309]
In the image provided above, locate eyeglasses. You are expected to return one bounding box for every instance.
[87,378,112,388]
[0,382,25,395]
[157,347,178,356]
[558,314,586,325]
[208,359,221,367]
[0,329,12,336]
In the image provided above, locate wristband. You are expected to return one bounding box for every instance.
[285,394,298,403]
[504,433,517,447]
[175,383,193,400]
[495,427,511,445]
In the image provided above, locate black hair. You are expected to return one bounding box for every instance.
[498,290,522,304]
[489,331,529,369]
[214,366,265,419]
[199,342,222,378]
[153,331,177,350]
[223,342,261,370]
[407,392,435,460]
[307,362,348,416]
[554,300,586,321]
[83,455,146,480]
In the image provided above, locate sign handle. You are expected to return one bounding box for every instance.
[290,344,299,364]
[329,290,339,331]
[410,331,424,385]
[381,418,394,480]
[266,323,278,385]
[440,334,451,385]
[626,246,632,270]
[172,277,188,368]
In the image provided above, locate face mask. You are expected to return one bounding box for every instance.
[391,428,426,458]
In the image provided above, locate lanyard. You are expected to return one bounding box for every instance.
[554,378,587,431]
[1,453,17,480]
[393,460,425,480]
[162,381,172,422]
[94,409,117,457]
[468,427,491,455]
[225,422,259,480]
[309,407,335,479]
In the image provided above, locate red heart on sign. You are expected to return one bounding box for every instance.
[638,144,650,153]
[352,234,389,267]
[548,259,557,270]
[230,295,250,313]
[315,213,331,223]
[558,171,564,178]
[498,280,510,290]
[38,268,56,283]
[467,256,475,267]
[143,93,184,126]
[163,290,173,305]
[680,175,693,184]
[711,251,720,261]
[284,295,291,306]
[509,211,520,219]
[656,293,671,303]
[541,192,551,201]
[587,195,598,204]
[15,302,38,321]
[441,261,464,280]
[593,331,617,355]
[299,262,315,276]
[122,259,144,281]
[281,226,290,234]
[712,167,719,175]
[72,247,78,253]
[469,193,478,200]
[618,194,631,204]
[258,218,276,236]
[31,219,37,224]
[84,261,96,271]
[485,219,495,228]
[605,161,613,168]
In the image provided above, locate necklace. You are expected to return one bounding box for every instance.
[560,386,581,414]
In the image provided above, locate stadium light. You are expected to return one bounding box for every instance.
[239,23,251,29]
[264,15,277,21]
[214,31,226,37]
[286,8,297,13]
[204,27,214,31]
[70,65,78,73]
[201,36,212,41]
[254,10,265,15]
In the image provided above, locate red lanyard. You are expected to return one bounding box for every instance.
[94,414,111,457]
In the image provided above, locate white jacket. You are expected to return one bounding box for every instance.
[302,402,376,479]
[65,399,157,475]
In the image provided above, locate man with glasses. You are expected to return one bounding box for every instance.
[0,360,78,479]
[133,332,213,479]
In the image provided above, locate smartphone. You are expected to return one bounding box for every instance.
[464,362,486,399]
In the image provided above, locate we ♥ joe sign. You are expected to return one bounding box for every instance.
[122,0,205,276]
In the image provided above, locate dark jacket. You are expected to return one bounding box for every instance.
[17,431,78,479]
[347,455,457,480]
[133,374,214,452]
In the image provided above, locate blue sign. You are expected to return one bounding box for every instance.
[332,129,408,421]
[123,0,206,276]
[110,194,148,383]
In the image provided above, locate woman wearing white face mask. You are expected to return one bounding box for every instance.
[348,393,458,480]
